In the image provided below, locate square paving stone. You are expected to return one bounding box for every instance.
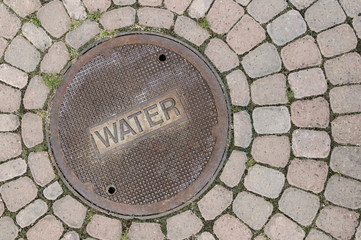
[62,0,87,20]
[22,22,52,51]
[187,0,214,19]
[53,196,87,228]
[16,199,47,228]
[213,214,252,240]
[291,97,330,128]
[234,111,252,148]
[226,14,265,55]
[306,229,332,240]
[250,73,288,105]
[279,187,320,226]
[316,206,359,240]
[164,0,192,14]
[0,133,22,162]
[43,181,63,200]
[292,129,330,158]
[65,20,100,50]
[0,177,37,212]
[37,0,70,38]
[267,10,307,46]
[251,135,290,168]
[128,223,163,240]
[288,68,327,99]
[82,0,111,12]
[166,210,203,240]
[0,84,21,113]
[0,64,28,89]
[40,42,69,73]
[0,114,19,132]
[0,158,26,182]
[0,217,18,240]
[220,150,247,188]
[317,24,357,58]
[247,0,287,23]
[0,3,21,40]
[3,0,41,18]
[197,185,233,220]
[226,70,250,107]
[28,152,55,187]
[21,112,44,148]
[325,52,361,85]
[206,0,244,34]
[233,191,273,230]
[99,7,136,31]
[242,43,282,79]
[324,175,361,210]
[174,16,210,46]
[331,146,361,181]
[138,8,174,29]
[281,36,322,71]
[332,114,361,146]
[86,215,122,240]
[287,158,328,194]
[23,75,50,110]
[252,106,291,134]
[339,0,361,17]
[4,36,40,73]
[205,38,239,73]
[265,213,305,240]
[244,164,285,199]
[330,85,361,114]
[26,215,64,240]
[305,0,346,32]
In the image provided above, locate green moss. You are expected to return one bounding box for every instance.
[87,10,102,23]
[27,14,41,27]
[70,49,79,59]
[69,20,83,30]
[31,141,48,152]
[42,74,61,90]
[197,18,210,30]
[120,229,130,240]
[246,158,256,169]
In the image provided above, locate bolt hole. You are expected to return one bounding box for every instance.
[107,186,116,195]
[159,54,166,62]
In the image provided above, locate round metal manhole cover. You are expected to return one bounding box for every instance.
[49,32,230,218]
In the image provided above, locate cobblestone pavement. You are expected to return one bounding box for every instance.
[0,0,361,239]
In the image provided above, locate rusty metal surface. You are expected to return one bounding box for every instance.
[49,32,230,218]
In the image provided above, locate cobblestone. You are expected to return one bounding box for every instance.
[339,0,361,17]
[244,164,285,198]
[27,215,64,240]
[0,3,21,40]
[3,0,41,18]
[4,36,40,72]
[22,113,43,148]
[188,0,213,19]
[281,36,322,71]
[252,106,291,134]
[43,181,63,200]
[28,152,54,187]
[234,111,252,148]
[0,217,18,240]
[287,158,328,193]
[0,64,27,89]
[220,150,246,187]
[139,0,162,6]
[306,229,332,240]
[53,196,87,228]
[291,97,330,128]
[330,85,361,114]
[242,43,282,78]
[174,16,210,46]
[164,0,191,14]
[305,0,346,33]
[356,224,361,240]
[22,22,52,51]
[37,0,70,38]
[100,7,136,31]
[289,0,315,9]
[331,146,361,181]
[86,215,122,240]
[226,70,250,106]
[265,213,305,240]
[288,68,327,99]
[0,158,26,182]
[353,16,361,38]
[205,38,239,72]
[66,20,100,50]
[23,75,50,110]
[0,177,37,212]
[61,231,80,240]
[324,52,361,85]
[226,15,265,55]
[233,191,273,230]
[251,135,290,168]
[317,24,357,58]
[332,114,361,145]
[83,0,111,12]
[214,214,252,240]
[16,199,47,228]
[0,84,21,112]
[198,185,233,220]
[247,0,287,23]
[167,210,203,240]
[0,133,22,162]
[0,114,19,132]
[63,0,87,20]
[250,73,288,105]
[316,206,359,240]
[206,0,244,34]
[113,0,136,5]
[292,130,330,158]
[324,175,361,209]
[0,38,6,58]
[138,8,174,29]
[279,187,320,226]
[128,223,163,240]
[198,232,215,240]
[40,42,69,73]
[267,10,307,46]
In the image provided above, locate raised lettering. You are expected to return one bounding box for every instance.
[160,97,180,120]
[94,122,118,148]
[144,104,164,127]
[127,111,143,133]
[119,119,136,140]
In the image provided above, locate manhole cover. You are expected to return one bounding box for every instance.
[49,32,230,218]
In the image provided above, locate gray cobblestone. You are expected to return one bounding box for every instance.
[16,199,47,228]
[353,16,361,39]
[0,217,18,240]
[236,0,250,5]
[188,0,213,19]
[253,106,291,134]
[0,114,19,132]
[0,158,26,182]
[167,210,203,240]
[205,38,239,72]
[23,75,50,110]
[226,70,250,106]
[113,0,136,5]
[332,114,361,146]
[27,215,64,240]
[53,195,87,228]
[306,229,332,240]
[330,85,361,114]
[339,0,361,17]
[29,152,55,187]
[331,146,361,181]
[0,64,28,89]
[292,130,331,158]
[197,232,215,240]
[214,214,252,240]
[22,22,52,51]
[61,231,80,240]
[289,0,316,9]
[100,7,136,31]
[83,0,111,12]
[86,215,122,240]
[3,0,41,18]
[220,150,246,188]
[247,0,287,23]
[40,42,69,73]
[0,133,22,162]
[164,0,191,14]
[43,181,63,200]
[174,16,210,46]
[234,111,252,148]
[22,113,43,148]
[63,0,87,20]
[128,223,163,240]
[0,200,3,217]
[325,52,361,85]
[0,3,21,40]
[356,224,361,240]
[265,213,305,240]
[0,38,7,58]
[138,8,174,29]
[66,20,100,50]
[139,0,162,6]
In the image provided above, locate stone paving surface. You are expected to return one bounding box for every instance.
[0,0,360,239]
